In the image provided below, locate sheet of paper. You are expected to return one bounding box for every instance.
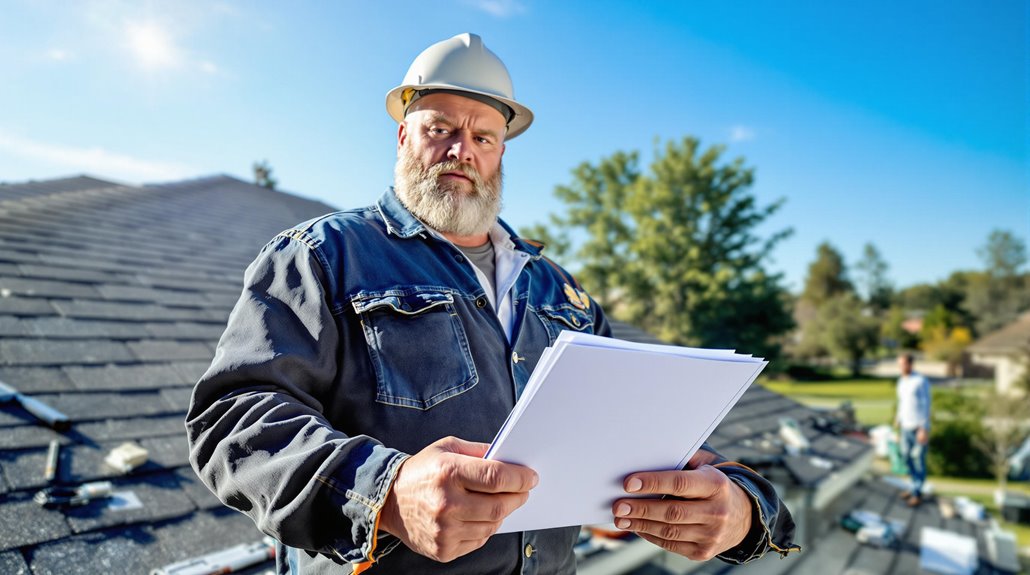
[486,336,765,533]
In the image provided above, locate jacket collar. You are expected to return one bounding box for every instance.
[376,187,545,259]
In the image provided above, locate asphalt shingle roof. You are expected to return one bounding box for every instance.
[0,174,333,573]
[968,311,1030,355]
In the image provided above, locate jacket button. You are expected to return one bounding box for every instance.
[455,254,465,263]
[524,543,535,558]
[475,297,487,308]
[571,316,580,326]
[512,351,524,363]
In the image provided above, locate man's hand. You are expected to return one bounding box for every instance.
[916,427,928,445]
[379,436,537,563]
[612,451,753,561]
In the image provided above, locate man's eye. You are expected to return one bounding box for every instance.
[476,136,493,144]
[430,128,449,136]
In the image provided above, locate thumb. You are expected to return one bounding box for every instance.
[436,436,492,458]
[687,448,721,469]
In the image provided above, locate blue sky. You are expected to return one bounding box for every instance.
[1,0,1026,291]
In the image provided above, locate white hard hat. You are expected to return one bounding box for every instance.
[386,33,534,140]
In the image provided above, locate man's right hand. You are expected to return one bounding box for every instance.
[378,436,538,563]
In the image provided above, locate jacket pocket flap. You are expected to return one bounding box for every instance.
[351,291,454,316]
[539,305,593,330]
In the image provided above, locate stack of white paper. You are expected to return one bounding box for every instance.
[485,331,767,533]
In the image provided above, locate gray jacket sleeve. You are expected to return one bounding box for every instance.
[185,234,408,564]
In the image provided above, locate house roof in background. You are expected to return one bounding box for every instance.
[0,175,872,573]
[968,311,1030,355]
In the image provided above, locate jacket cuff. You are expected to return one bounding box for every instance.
[319,448,410,563]
[714,463,801,564]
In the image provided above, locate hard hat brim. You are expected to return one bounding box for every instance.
[386,84,534,141]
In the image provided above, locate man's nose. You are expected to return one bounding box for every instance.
[446,132,475,164]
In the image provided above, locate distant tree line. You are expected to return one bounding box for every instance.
[793,230,1029,376]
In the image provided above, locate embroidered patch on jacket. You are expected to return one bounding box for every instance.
[563,283,590,310]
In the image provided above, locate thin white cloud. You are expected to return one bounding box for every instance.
[46,48,73,61]
[0,132,194,182]
[462,0,526,18]
[730,125,756,142]
[198,60,219,75]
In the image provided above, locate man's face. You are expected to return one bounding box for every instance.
[394,92,507,237]
[898,356,912,375]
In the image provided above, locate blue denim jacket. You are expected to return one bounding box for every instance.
[186,188,797,574]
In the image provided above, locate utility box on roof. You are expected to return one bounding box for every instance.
[998,490,1030,524]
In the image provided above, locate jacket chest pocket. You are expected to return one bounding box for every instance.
[352,289,478,410]
[533,304,594,344]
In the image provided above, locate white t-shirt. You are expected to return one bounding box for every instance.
[896,372,931,431]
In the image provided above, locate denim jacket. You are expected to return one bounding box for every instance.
[186,188,797,574]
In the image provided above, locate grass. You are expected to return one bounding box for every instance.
[759,377,896,426]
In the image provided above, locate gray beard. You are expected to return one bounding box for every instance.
[393,144,503,237]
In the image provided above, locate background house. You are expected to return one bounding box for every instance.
[968,312,1030,395]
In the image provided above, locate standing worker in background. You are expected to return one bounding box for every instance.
[895,353,931,507]
[186,33,797,573]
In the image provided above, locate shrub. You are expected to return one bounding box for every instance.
[926,389,991,478]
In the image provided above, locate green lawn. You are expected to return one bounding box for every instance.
[759,378,896,426]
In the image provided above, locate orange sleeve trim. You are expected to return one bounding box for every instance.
[350,509,381,574]
[714,460,760,475]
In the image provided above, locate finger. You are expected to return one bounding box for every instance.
[615,517,710,543]
[624,467,722,498]
[449,491,530,522]
[454,458,538,494]
[612,498,711,525]
[637,532,719,562]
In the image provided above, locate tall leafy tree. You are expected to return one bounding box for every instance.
[854,242,892,313]
[965,229,1030,335]
[539,151,638,308]
[526,137,794,360]
[802,293,880,376]
[800,242,853,306]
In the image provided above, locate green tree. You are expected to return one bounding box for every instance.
[529,137,794,360]
[979,229,1027,277]
[854,243,892,313]
[974,385,1030,491]
[881,305,919,351]
[525,152,638,308]
[253,160,278,190]
[801,293,879,376]
[800,242,853,307]
[965,229,1029,335]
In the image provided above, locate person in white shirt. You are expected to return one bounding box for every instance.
[894,353,931,506]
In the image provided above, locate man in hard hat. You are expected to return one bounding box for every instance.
[187,33,797,574]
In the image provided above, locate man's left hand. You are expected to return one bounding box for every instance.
[612,453,753,561]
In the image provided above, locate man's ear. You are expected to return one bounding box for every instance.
[397,121,408,153]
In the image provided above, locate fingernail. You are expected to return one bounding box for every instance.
[616,518,631,529]
[530,474,539,489]
[616,503,631,517]
[626,477,642,493]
